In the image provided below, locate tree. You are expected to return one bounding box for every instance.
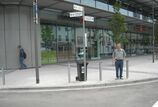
[41,25,54,50]
[109,1,128,44]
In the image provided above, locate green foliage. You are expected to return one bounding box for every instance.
[109,1,128,44]
[41,25,54,49]
[155,18,158,47]
[41,50,57,64]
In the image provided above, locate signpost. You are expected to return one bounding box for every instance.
[82,8,87,81]
[33,0,40,84]
[152,1,155,63]
[73,4,83,11]
[70,4,94,81]
[85,16,94,22]
[69,12,83,17]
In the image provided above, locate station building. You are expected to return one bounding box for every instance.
[0,0,156,69]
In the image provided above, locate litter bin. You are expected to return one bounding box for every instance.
[76,61,88,81]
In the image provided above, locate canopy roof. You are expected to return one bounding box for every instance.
[122,0,158,18]
[0,0,157,28]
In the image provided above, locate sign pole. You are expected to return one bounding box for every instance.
[152,1,155,63]
[71,4,94,81]
[33,0,40,84]
[82,8,87,81]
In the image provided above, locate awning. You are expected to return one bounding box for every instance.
[0,0,155,28]
[121,0,158,18]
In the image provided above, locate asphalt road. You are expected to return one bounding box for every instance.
[0,81,158,107]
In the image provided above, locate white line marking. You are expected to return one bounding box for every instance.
[0,79,158,93]
[152,101,158,107]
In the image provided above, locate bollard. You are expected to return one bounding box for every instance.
[99,62,102,81]
[67,63,71,83]
[1,66,5,85]
[126,60,129,79]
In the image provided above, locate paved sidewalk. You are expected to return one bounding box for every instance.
[0,55,158,90]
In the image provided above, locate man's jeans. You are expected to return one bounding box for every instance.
[115,60,123,79]
[19,57,27,69]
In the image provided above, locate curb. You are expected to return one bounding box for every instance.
[0,77,158,91]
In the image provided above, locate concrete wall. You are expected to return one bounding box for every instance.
[0,5,41,69]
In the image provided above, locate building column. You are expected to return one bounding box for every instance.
[0,5,41,69]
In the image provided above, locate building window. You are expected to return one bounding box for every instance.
[109,5,114,12]
[65,27,68,31]
[66,35,69,41]
[96,1,108,11]
[58,35,62,41]
[81,0,95,7]
[58,27,61,31]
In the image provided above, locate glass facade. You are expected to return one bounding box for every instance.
[41,25,115,64]
[96,1,108,10]
[56,26,76,62]
[120,8,128,16]
[81,0,96,7]
[41,25,57,64]
[109,5,114,12]
[64,0,153,23]
[125,33,152,56]
[41,24,152,64]
[40,0,152,64]
[128,11,134,17]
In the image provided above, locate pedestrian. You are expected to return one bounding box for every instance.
[112,43,126,80]
[18,45,27,69]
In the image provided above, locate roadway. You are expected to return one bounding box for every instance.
[0,80,158,107]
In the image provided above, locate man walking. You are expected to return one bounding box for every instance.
[18,45,27,69]
[112,43,126,80]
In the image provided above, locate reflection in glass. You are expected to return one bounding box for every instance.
[81,0,95,7]
[41,25,57,64]
[109,5,114,12]
[96,1,108,11]
[120,8,127,16]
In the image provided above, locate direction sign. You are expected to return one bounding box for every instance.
[33,0,39,24]
[73,4,83,11]
[85,16,94,22]
[69,12,83,17]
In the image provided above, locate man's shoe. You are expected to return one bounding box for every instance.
[120,77,123,80]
